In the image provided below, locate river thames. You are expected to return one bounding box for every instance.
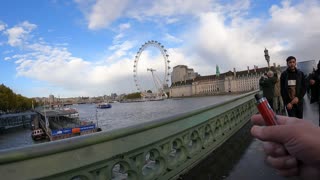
[0,95,240,150]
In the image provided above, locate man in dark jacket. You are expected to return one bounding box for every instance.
[309,60,320,125]
[280,56,306,118]
[259,70,277,109]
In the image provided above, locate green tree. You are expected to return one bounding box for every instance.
[124,92,141,99]
[0,84,33,112]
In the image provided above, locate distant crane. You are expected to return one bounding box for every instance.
[147,68,168,98]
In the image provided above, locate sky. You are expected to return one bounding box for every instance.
[1,0,320,98]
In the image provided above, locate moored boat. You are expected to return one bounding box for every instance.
[96,103,112,109]
[33,108,101,141]
[31,128,46,141]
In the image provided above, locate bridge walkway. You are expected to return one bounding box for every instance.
[183,96,317,180]
[226,95,317,180]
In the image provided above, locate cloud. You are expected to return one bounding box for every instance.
[75,0,213,30]
[135,0,213,17]
[164,33,182,43]
[4,0,320,98]
[173,0,320,74]
[0,21,6,31]
[4,21,37,47]
[107,41,134,62]
[87,0,130,30]
[4,57,11,61]
[119,23,131,31]
[2,23,138,97]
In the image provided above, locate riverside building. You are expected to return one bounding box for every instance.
[170,65,278,97]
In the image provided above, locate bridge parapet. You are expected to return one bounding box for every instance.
[0,91,258,180]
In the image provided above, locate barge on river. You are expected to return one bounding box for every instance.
[33,108,100,141]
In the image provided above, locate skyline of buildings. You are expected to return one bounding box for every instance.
[31,59,318,101]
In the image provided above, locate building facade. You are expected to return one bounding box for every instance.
[171,65,199,84]
[170,65,277,97]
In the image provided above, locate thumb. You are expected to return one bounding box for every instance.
[251,125,293,144]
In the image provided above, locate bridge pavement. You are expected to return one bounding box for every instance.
[225,95,318,180]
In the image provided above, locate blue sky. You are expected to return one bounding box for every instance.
[0,0,320,98]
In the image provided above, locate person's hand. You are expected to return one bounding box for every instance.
[251,114,320,179]
[291,97,299,104]
[287,103,293,110]
[310,79,315,85]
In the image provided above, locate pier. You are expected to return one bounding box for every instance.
[0,111,37,131]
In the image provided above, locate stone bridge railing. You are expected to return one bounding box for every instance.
[0,91,258,180]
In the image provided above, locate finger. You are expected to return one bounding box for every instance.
[251,125,293,143]
[263,142,287,157]
[266,155,298,169]
[251,114,299,126]
[276,116,302,125]
[277,167,299,177]
[251,114,265,125]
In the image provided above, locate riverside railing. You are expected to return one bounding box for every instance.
[0,91,258,180]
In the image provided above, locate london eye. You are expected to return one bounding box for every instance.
[133,40,170,98]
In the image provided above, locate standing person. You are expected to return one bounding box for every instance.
[273,66,284,114]
[259,70,277,109]
[280,56,306,118]
[309,60,320,125]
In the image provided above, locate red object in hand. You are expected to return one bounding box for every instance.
[255,93,278,126]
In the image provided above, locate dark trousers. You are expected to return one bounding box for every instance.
[287,102,303,119]
[267,98,274,110]
[318,102,320,125]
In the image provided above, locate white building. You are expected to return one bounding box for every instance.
[170,65,278,97]
[171,65,199,84]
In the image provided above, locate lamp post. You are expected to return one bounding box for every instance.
[264,48,270,69]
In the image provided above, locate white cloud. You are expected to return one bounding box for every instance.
[4,0,320,97]
[113,33,124,43]
[164,33,182,43]
[75,0,213,30]
[137,0,213,17]
[170,0,320,75]
[166,18,179,24]
[219,0,251,19]
[4,57,11,61]
[107,41,134,62]
[4,21,37,47]
[112,23,131,43]
[0,21,6,31]
[4,28,137,96]
[119,23,130,31]
[87,0,130,30]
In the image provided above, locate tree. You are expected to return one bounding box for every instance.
[124,92,141,99]
[0,84,33,112]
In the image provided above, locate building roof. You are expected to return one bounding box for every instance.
[37,108,78,117]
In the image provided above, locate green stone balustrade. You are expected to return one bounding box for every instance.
[0,91,258,180]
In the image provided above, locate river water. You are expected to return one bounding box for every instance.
[0,95,239,150]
